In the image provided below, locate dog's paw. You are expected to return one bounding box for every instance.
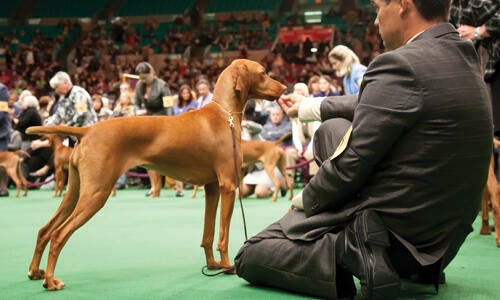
[223,266,236,274]
[480,226,491,235]
[27,269,45,280]
[43,277,65,291]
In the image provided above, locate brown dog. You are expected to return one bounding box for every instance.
[191,133,295,201]
[480,140,500,247]
[0,150,30,197]
[25,59,286,290]
[45,135,72,197]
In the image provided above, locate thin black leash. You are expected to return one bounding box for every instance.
[201,103,247,277]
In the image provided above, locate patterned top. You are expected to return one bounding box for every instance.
[450,0,500,80]
[45,85,97,126]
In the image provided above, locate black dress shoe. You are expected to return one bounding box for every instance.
[337,210,400,300]
[0,189,9,197]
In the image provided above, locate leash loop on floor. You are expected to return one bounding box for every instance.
[201,265,236,277]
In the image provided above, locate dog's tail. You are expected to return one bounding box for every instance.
[26,126,89,139]
[14,149,31,158]
[275,132,292,145]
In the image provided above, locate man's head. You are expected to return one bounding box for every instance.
[373,0,451,50]
[135,62,155,86]
[196,79,211,97]
[270,106,284,125]
[49,71,73,96]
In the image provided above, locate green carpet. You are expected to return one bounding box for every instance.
[0,188,499,299]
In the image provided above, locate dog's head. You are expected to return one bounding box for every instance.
[219,59,286,105]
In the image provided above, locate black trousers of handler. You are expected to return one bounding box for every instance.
[234,118,427,299]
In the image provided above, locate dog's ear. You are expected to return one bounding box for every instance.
[233,64,249,101]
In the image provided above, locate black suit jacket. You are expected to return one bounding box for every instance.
[283,23,492,267]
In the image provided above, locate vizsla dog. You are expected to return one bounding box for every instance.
[25,59,286,290]
[45,135,72,197]
[0,150,30,197]
[192,133,295,201]
[480,138,500,247]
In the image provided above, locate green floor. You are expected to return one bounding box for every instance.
[1,188,499,299]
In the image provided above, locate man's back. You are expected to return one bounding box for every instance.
[355,23,492,265]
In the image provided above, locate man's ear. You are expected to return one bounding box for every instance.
[233,64,249,100]
[399,0,410,17]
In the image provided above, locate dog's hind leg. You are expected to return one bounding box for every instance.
[276,154,294,200]
[16,160,29,196]
[28,164,80,281]
[42,179,115,290]
[4,165,21,198]
[201,182,221,269]
[263,162,280,202]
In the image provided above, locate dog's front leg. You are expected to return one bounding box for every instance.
[201,182,221,269]
[217,181,237,273]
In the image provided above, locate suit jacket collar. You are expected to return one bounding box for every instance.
[411,23,459,43]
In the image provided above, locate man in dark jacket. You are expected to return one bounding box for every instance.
[235,0,493,299]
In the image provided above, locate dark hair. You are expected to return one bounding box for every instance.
[135,62,153,75]
[412,0,451,21]
[178,84,194,107]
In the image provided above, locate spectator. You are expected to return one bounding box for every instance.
[241,106,292,199]
[450,0,499,135]
[329,45,367,95]
[92,94,113,122]
[8,127,22,151]
[14,95,42,151]
[37,96,51,123]
[313,75,340,97]
[196,79,213,109]
[173,84,197,115]
[307,75,321,95]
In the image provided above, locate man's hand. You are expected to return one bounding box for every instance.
[278,93,305,118]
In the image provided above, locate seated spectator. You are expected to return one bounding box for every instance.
[112,93,136,118]
[241,106,292,199]
[307,75,321,95]
[14,95,42,151]
[173,84,197,115]
[38,96,51,123]
[8,127,22,151]
[313,75,340,97]
[92,94,113,121]
[196,79,213,109]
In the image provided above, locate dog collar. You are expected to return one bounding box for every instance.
[212,101,243,128]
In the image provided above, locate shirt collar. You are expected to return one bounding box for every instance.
[406,30,425,44]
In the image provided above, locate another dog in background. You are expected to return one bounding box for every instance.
[0,150,30,197]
